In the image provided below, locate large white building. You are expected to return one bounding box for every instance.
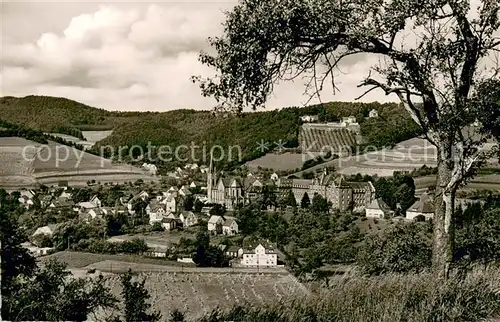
[277,170,375,212]
[365,198,393,218]
[241,244,278,267]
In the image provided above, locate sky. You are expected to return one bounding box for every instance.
[0,0,490,112]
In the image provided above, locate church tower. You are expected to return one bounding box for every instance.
[207,155,217,203]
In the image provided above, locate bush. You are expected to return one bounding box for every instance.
[357,222,432,275]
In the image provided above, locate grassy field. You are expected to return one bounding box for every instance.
[95,271,307,321]
[0,137,158,188]
[39,251,190,269]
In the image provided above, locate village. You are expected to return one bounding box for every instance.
[17,149,441,272]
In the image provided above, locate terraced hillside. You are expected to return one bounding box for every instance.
[299,126,357,153]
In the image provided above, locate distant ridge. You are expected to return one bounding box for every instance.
[1,95,419,170]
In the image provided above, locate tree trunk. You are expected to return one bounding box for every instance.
[432,142,456,279]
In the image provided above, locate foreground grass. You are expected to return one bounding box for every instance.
[199,266,500,322]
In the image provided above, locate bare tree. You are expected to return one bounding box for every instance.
[193,0,500,278]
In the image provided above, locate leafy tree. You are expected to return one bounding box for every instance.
[183,195,195,211]
[357,223,432,275]
[120,238,149,254]
[1,205,117,321]
[209,204,226,217]
[194,199,204,213]
[120,269,161,322]
[30,233,53,248]
[285,189,297,209]
[311,193,330,214]
[169,309,186,322]
[106,213,128,237]
[194,0,500,278]
[301,192,310,209]
[193,227,227,267]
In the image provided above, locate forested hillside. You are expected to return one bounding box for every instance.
[1,96,420,169]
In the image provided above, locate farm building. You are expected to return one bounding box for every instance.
[22,242,55,257]
[300,115,319,123]
[241,244,278,267]
[406,194,435,220]
[365,198,393,218]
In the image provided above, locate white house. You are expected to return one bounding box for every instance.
[365,198,393,219]
[90,195,102,208]
[208,215,224,233]
[161,217,177,231]
[190,182,197,188]
[20,190,36,199]
[406,194,434,220]
[180,211,198,227]
[137,191,150,201]
[164,195,177,213]
[368,109,379,118]
[59,191,73,199]
[88,208,104,220]
[241,244,278,267]
[225,246,243,258]
[270,173,279,181]
[300,115,319,123]
[222,218,238,236]
[32,224,58,237]
[179,186,192,197]
[149,206,167,225]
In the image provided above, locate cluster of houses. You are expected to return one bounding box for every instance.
[365,193,436,221]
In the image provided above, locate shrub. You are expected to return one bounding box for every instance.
[356,222,432,275]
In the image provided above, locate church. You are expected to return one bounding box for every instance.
[206,160,264,210]
[277,169,375,212]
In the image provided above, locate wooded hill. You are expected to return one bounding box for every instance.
[0,95,420,169]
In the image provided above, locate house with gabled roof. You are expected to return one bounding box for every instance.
[180,211,198,227]
[148,205,167,225]
[241,244,278,267]
[208,215,224,234]
[90,195,102,208]
[225,246,243,258]
[32,224,59,237]
[406,194,434,220]
[222,218,238,236]
[366,198,394,219]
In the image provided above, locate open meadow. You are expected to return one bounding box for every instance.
[0,137,158,188]
[95,271,306,321]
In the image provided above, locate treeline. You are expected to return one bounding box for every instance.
[1,96,421,171]
[0,120,86,150]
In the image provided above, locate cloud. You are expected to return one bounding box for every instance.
[1,3,229,111]
[6,2,467,111]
